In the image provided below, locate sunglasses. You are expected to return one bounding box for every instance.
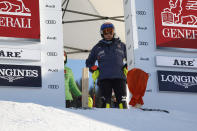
[103,28,114,35]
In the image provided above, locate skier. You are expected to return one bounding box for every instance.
[86,22,128,109]
[64,51,82,108]
[64,51,93,108]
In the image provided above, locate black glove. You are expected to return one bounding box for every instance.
[122,64,127,70]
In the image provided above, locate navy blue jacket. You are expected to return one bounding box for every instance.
[86,38,127,81]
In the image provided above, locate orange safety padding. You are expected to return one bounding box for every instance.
[127,68,149,107]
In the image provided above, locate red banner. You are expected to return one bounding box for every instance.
[0,0,40,41]
[154,0,197,49]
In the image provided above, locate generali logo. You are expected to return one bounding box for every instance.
[0,0,31,16]
[161,0,197,27]
[0,0,40,41]
[154,0,197,50]
[0,0,31,28]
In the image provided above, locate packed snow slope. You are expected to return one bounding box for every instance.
[0,101,197,131]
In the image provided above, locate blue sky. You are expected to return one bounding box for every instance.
[66,59,94,88]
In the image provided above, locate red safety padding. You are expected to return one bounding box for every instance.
[127,68,149,107]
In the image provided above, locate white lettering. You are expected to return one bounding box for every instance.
[0,17,5,26]
[161,74,197,85]
[0,17,32,29]
[162,28,197,39]
[0,69,38,77]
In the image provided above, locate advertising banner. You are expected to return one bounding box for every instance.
[157,70,197,92]
[154,0,197,50]
[0,64,41,87]
[0,0,40,41]
[156,56,197,68]
[0,48,40,60]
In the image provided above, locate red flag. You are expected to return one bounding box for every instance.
[127,68,149,107]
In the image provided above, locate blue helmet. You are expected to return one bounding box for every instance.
[100,22,115,38]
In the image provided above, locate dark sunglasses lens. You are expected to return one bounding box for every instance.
[103,28,114,35]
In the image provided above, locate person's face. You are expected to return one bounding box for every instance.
[64,52,67,64]
[104,33,114,40]
[103,28,114,40]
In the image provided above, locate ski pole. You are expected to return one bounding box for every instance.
[93,80,96,107]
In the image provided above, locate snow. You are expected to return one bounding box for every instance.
[0,101,197,131]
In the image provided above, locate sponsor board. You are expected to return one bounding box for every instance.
[0,0,40,41]
[0,64,41,87]
[154,0,197,50]
[156,56,197,68]
[0,48,40,60]
[157,70,197,92]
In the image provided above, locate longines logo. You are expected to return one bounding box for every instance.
[158,70,197,92]
[0,0,32,28]
[161,74,197,88]
[0,68,38,82]
[0,64,41,87]
[161,0,197,39]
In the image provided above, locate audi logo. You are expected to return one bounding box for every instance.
[48,85,59,89]
[138,41,149,46]
[136,11,147,15]
[47,52,58,56]
[45,20,56,24]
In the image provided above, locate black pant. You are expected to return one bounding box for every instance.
[66,100,72,108]
[99,79,127,107]
[66,99,82,108]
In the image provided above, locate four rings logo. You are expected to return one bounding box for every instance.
[45,20,56,24]
[48,85,59,89]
